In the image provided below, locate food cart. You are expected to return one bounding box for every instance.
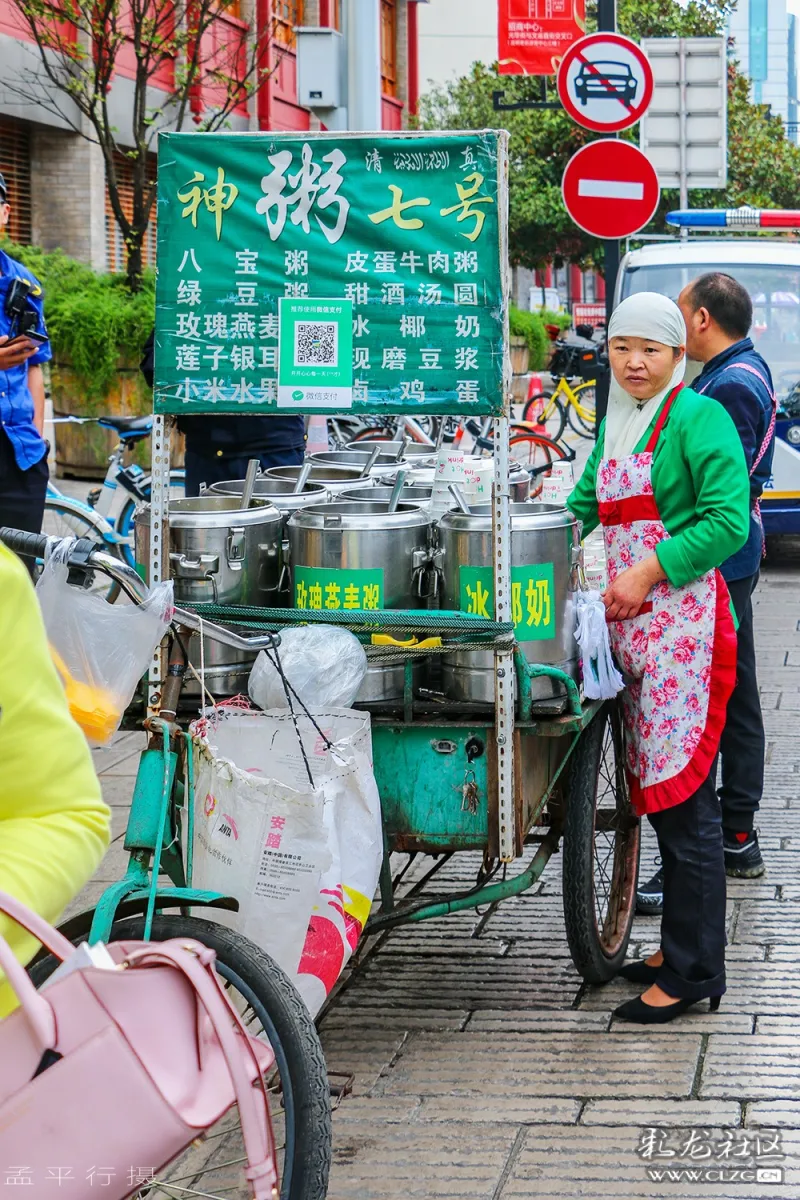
[141,128,639,985]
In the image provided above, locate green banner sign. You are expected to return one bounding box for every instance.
[154,131,508,416]
[459,564,555,641]
[293,566,384,612]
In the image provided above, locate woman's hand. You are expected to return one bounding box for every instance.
[602,554,666,622]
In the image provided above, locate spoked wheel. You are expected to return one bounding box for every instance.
[567,385,596,438]
[562,701,640,983]
[29,914,332,1200]
[522,392,567,442]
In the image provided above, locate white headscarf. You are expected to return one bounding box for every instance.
[604,293,687,460]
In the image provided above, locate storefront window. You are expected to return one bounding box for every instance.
[381,0,397,97]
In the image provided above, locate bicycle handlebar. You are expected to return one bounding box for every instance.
[0,527,280,655]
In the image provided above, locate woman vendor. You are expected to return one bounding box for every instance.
[567,292,750,1025]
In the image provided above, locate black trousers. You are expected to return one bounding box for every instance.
[649,768,727,1000]
[184,445,305,498]
[0,430,48,573]
[719,572,764,834]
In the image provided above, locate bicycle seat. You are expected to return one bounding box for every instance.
[98,415,153,441]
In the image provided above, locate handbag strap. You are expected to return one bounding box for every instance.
[0,889,81,1053]
[124,940,278,1199]
[0,889,78,960]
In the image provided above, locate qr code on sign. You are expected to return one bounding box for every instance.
[294,321,338,368]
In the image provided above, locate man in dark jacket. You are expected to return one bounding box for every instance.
[638,272,775,912]
[140,328,305,494]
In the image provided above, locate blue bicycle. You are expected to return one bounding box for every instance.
[44,415,184,597]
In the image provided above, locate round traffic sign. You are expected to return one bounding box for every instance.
[561,140,660,239]
[557,33,653,133]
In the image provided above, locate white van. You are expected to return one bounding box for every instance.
[616,239,800,536]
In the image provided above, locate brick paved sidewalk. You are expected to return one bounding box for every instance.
[83,538,800,1200]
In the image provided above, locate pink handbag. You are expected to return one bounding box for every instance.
[0,890,278,1198]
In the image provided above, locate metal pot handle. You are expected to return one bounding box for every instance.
[169,552,220,579]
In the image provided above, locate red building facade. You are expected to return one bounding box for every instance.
[0,0,420,269]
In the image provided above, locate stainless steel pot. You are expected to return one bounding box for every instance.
[437,503,580,705]
[396,463,531,503]
[134,496,284,698]
[337,485,433,509]
[287,501,432,701]
[311,448,404,470]
[203,477,330,522]
[264,464,374,495]
[346,440,438,463]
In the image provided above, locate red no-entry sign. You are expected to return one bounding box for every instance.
[558,33,654,134]
[561,139,660,239]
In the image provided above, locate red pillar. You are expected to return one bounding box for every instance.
[569,265,582,306]
[407,1,419,118]
[596,270,606,302]
[320,0,331,24]
[256,0,273,130]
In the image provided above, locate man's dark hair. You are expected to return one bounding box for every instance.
[687,272,752,339]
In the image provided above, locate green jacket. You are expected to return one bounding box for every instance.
[567,386,751,587]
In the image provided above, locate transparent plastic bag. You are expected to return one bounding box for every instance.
[248,625,367,711]
[36,541,173,744]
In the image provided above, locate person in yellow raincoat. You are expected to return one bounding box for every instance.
[0,543,110,1014]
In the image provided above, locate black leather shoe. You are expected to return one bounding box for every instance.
[636,863,664,916]
[723,830,765,878]
[617,960,660,985]
[613,993,722,1024]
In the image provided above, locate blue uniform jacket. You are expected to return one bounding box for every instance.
[0,248,52,471]
[694,338,775,582]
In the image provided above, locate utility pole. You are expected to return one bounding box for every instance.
[596,0,618,434]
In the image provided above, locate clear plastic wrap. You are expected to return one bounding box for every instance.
[248,625,367,711]
[36,541,173,744]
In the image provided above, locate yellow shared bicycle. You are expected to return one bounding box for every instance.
[522,337,600,440]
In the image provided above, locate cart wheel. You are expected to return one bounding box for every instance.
[562,701,640,984]
[29,914,331,1200]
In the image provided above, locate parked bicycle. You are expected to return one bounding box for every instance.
[44,415,185,597]
[0,526,332,1200]
[523,336,604,440]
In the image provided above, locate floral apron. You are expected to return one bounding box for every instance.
[597,385,738,816]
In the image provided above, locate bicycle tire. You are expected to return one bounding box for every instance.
[567,384,597,438]
[508,431,566,498]
[29,913,332,1200]
[562,703,640,984]
[41,501,122,601]
[116,469,186,570]
[522,392,567,442]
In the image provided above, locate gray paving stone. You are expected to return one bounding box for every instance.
[581,1099,743,1126]
[701,1037,800,1100]
[746,1100,800,1127]
[327,1124,520,1200]
[467,1010,609,1034]
[414,1096,581,1124]
[735,900,800,943]
[380,1033,701,1099]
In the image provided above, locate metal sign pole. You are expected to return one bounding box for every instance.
[147,412,170,719]
[596,0,619,434]
[495,133,515,863]
[678,38,689,240]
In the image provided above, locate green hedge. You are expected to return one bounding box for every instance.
[4,242,155,400]
[509,305,547,370]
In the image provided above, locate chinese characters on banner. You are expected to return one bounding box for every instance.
[154,132,508,416]
[498,0,586,76]
[460,564,556,641]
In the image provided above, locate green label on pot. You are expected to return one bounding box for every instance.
[294,566,384,612]
[459,564,555,641]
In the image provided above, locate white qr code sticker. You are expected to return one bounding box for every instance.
[294,320,338,368]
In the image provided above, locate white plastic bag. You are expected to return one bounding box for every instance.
[191,706,383,1016]
[36,541,173,744]
[248,625,367,711]
[575,590,625,700]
